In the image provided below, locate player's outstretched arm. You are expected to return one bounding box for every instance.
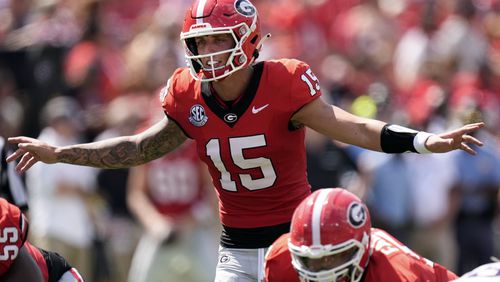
[293,97,484,155]
[7,117,187,172]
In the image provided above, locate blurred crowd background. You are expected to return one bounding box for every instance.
[0,0,499,281]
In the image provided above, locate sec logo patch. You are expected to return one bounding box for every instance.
[189,104,208,127]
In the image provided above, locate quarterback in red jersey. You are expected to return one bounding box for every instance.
[162,59,315,230]
[7,0,484,281]
[264,188,458,282]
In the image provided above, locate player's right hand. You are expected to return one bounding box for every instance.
[6,136,58,173]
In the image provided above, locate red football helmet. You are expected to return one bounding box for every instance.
[288,188,371,282]
[180,0,268,81]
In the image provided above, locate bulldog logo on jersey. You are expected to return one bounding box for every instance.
[189,104,208,127]
[347,202,367,228]
[235,0,256,17]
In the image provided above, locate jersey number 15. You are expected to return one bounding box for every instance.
[206,134,277,192]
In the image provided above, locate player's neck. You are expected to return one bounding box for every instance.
[211,66,253,102]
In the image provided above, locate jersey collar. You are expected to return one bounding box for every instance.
[201,62,264,128]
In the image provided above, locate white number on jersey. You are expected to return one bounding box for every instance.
[300,68,320,96]
[206,135,277,191]
[372,230,434,268]
[0,227,19,261]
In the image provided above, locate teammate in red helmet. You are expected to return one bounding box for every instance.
[265,188,458,282]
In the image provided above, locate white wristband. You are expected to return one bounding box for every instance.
[413,131,433,154]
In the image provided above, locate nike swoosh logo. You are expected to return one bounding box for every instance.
[252,104,269,114]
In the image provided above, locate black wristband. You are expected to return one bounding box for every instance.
[380,124,418,153]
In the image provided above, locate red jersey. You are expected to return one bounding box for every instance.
[264,233,299,282]
[146,140,206,217]
[24,242,49,282]
[0,199,83,281]
[265,229,458,282]
[24,242,84,282]
[162,59,321,228]
[0,198,28,276]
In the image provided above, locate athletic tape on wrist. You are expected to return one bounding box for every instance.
[413,131,433,154]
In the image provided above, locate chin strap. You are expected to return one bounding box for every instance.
[257,33,271,50]
[252,33,272,60]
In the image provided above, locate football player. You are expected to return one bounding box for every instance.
[0,198,84,282]
[24,241,85,282]
[6,0,484,281]
[1,137,84,282]
[264,188,458,282]
[0,197,43,281]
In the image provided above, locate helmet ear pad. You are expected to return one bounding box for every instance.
[185,37,199,56]
[180,0,263,81]
[184,37,202,73]
[288,188,372,282]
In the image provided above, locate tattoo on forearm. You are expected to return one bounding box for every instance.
[139,121,186,163]
[57,119,186,169]
[57,139,142,169]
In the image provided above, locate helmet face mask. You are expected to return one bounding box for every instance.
[288,188,372,282]
[180,0,262,81]
[182,25,249,81]
[289,238,368,282]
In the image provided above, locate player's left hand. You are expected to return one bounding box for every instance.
[425,122,485,155]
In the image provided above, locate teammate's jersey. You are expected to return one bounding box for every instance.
[0,197,28,276]
[365,228,458,281]
[162,59,321,228]
[146,140,206,217]
[24,242,49,281]
[25,241,84,282]
[0,198,83,281]
[265,229,458,282]
[264,233,299,282]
